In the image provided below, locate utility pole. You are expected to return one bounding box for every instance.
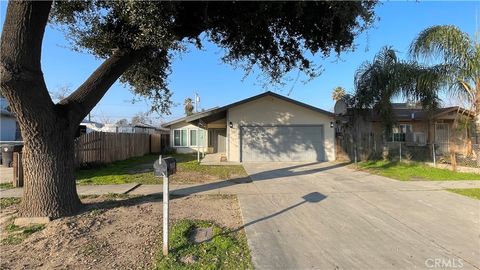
[194,92,201,162]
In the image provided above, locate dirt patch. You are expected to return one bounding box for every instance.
[0,194,243,270]
[170,171,219,184]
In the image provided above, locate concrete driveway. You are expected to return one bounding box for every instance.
[239,162,480,270]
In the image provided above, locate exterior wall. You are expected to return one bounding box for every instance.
[169,122,207,153]
[206,118,226,129]
[0,116,17,141]
[227,95,335,162]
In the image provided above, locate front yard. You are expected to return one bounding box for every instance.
[0,194,251,269]
[357,160,480,181]
[76,153,248,185]
[447,188,480,200]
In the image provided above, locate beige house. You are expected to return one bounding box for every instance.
[162,91,335,162]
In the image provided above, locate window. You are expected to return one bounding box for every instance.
[190,129,206,146]
[414,132,426,145]
[391,124,412,142]
[173,129,187,146]
[198,129,205,147]
[190,129,197,146]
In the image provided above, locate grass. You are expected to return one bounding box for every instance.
[357,160,480,181]
[1,223,45,245]
[0,197,21,208]
[447,188,480,200]
[0,183,13,190]
[76,153,247,185]
[154,219,252,270]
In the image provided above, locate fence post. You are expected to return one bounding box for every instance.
[432,143,436,167]
[12,152,23,187]
[399,142,402,163]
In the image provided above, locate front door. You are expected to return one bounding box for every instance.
[435,123,449,154]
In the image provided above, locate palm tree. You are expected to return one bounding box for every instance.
[332,86,347,101]
[184,97,194,116]
[354,46,441,131]
[409,25,480,141]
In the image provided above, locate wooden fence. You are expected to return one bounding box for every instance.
[9,132,170,186]
[74,131,165,167]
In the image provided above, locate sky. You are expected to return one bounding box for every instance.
[0,1,478,124]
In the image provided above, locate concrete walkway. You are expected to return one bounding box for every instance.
[240,162,480,270]
[0,183,140,198]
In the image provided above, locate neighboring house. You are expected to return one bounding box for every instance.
[334,101,475,160]
[162,91,335,162]
[0,97,21,141]
[80,120,167,135]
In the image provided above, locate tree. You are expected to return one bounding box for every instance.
[409,25,479,141]
[116,119,129,127]
[354,46,442,132]
[0,1,376,218]
[184,97,194,116]
[131,112,151,125]
[332,86,347,101]
[50,85,72,103]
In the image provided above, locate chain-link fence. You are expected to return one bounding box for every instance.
[337,137,480,170]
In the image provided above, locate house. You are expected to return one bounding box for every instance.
[0,97,21,141]
[334,101,475,160]
[80,120,168,135]
[162,91,335,162]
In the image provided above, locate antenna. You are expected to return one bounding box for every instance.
[194,92,200,113]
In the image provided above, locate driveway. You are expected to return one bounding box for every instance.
[239,162,480,270]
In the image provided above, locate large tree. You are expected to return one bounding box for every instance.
[1,1,376,218]
[354,46,443,132]
[409,25,479,141]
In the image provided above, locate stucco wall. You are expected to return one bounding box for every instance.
[0,116,17,141]
[227,95,335,162]
[169,122,207,153]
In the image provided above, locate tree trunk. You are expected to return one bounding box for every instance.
[20,119,82,218]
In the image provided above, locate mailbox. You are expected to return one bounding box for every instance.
[154,156,177,177]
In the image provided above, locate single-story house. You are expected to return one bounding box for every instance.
[334,101,475,160]
[79,120,168,135]
[162,91,336,162]
[0,97,21,142]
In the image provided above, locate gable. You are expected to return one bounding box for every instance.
[228,95,333,125]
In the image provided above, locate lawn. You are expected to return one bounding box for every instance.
[447,188,480,200]
[357,160,480,181]
[76,153,248,185]
[154,219,252,270]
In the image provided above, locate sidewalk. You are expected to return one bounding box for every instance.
[1,178,478,199]
[0,179,258,198]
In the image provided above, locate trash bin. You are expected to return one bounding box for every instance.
[1,144,23,167]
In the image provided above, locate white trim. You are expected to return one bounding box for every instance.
[173,129,188,147]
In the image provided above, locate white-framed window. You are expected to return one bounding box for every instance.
[190,129,197,146]
[173,129,188,147]
[391,124,412,142]
[414,132,426,145]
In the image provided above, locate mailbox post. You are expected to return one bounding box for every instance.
[153,155,177,256]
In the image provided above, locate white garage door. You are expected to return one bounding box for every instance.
[240,125,325,162]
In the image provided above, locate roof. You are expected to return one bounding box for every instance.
[162,91,333,127]
[368,106,474,122]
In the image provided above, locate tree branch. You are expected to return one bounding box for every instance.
[61,49,147,125]
[0,1,55,122]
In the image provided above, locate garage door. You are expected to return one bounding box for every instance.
[240,125,325,162]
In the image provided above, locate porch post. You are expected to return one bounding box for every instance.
[197,128,200,162]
